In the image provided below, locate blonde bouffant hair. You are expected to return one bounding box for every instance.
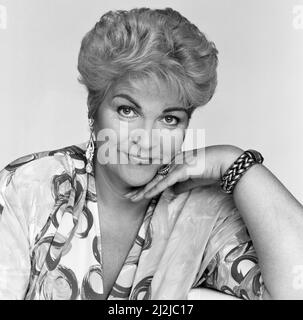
[78,7,218,119]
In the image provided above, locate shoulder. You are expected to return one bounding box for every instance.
[0,142,87,187]
[0,142,89,247]
[0,141,88,221]
[2,142,87,173]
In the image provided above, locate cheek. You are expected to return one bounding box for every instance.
[95,109,118,132]
[94,112,122,162]
[117,121,131,143]
[161,128,185,162]
[94,110,124,145]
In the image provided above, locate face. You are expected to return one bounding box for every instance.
[93,76,190,187]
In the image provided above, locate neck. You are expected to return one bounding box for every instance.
[93,154,151,222]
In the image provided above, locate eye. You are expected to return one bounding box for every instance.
[162,115,180,126]
[117,106,137,118]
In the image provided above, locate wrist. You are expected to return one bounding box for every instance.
[219,146,244,178]
[220,147,265,195]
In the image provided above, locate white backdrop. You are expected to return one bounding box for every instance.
[0,0,302,203]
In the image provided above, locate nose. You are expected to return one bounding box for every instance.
[129,122,159,157]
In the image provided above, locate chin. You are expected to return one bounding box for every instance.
[119,164,159,187]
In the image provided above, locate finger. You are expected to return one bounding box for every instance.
[124,189,141,198]
[124,174,164,198]
[143,167,187,199]
[130,174,165,201]
[130,163,178,201]
[131,166,180,201]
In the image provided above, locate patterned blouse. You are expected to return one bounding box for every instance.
[0,141,265,300]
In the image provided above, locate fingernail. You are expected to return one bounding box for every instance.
[130,194,141,201]
[130,193,140,200]
[124,193,133,198]
[124,191,138,198]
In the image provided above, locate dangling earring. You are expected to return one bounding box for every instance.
[85,117,95,174]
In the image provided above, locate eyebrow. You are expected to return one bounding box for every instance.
[113,93,189,114]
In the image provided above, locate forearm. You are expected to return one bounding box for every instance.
[222,148,303,299]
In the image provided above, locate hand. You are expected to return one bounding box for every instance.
[124,145,244,202]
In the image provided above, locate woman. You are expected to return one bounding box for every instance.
[0,7,303,300]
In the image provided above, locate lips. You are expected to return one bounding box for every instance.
[128,154,151,160]
[117,149,163,164]
[127,153,152,165]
